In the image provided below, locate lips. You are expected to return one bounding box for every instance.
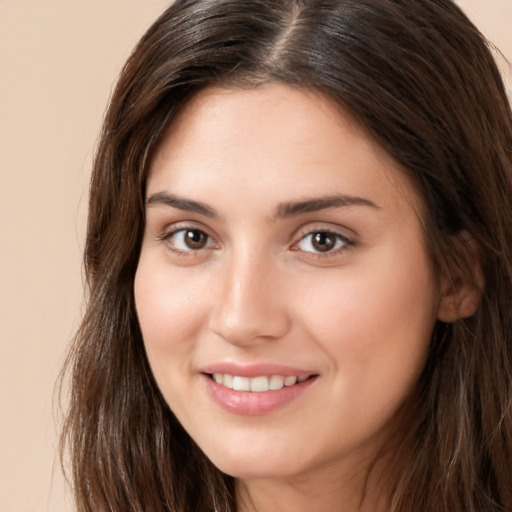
[200,363,318,415]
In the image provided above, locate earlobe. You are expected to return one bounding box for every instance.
[436,233,484,323]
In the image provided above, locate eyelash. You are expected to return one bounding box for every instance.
[291,229,354,259]
[158,225,354,259]
[157,226,217,257]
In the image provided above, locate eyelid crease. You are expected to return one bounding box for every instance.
[287,227,357,264]
[292,221,357,244]
[156,227,219,258]
[294,229,354,247]
[155,218,215,238]
[157,225,213,242]
[154,221,357,263]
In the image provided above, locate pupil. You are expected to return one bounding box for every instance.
[185,230,206,249]
[312,232,335,252]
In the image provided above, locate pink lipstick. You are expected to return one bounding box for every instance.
[200,363,318,415]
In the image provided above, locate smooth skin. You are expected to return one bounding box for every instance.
[134,84,475,511]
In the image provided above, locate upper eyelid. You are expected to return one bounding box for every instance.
[292,222,357,242]
[173,228,215,245]
[157,220,216,239]
[153,220,356,249]
[158,227,218,257]
[298,230,352,243]
[292,230,353,252]
[289,224,357,257]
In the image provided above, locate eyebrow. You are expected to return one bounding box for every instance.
[146,191,379,219]
[146,192,218,218]
[275,194,380,218]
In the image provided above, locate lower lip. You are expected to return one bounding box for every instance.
[202,374,317,416]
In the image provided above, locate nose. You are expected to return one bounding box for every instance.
[208,252,291,346]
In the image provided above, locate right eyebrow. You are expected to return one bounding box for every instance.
[146,191,218,219]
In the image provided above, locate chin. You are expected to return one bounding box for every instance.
[201,440,313,480]
[214,459,298,480]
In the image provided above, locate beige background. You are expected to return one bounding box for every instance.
[0,1,511,511]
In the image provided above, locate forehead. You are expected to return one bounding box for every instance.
[147,84,423,217]
[154,84,371,165]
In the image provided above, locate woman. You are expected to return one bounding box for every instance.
[60,0,512,511]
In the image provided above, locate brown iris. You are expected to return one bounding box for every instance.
[184,230,209,249]
[311,232,337,252]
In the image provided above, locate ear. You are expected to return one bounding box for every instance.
[437,233,484,323]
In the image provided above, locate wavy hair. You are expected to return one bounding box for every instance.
[60,1,512,510]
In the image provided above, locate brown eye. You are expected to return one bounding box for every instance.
[311,232,336,252]
[296,230,350,254]
[184,230,208,249]
[166,228,213,252]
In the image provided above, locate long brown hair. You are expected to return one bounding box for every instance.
[60,1,512,510]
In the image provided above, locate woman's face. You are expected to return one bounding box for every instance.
[135,84,444,482]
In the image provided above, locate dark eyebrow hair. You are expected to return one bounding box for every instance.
[146,191,379,220]
[146,192,218,218]
[275,194,380,218]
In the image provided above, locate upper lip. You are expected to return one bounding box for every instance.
[200,362,317,378]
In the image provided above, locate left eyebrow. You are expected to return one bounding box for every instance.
[274,194,380,218]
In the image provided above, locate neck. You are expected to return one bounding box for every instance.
[235,457,390,512]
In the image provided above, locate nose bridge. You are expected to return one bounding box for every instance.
[210,246,289,345]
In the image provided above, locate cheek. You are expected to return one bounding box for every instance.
[297,251,438,390]
[135,252,206,334]
[133,255,208,385]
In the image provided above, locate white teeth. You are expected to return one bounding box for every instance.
[284,376,297,386]
[232,376,250,391]
[223,374,233,389]
[269,375,285,390]
[211,374,310,392]
[250,376,269,392]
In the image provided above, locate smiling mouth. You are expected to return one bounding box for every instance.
[208,373,315,392]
